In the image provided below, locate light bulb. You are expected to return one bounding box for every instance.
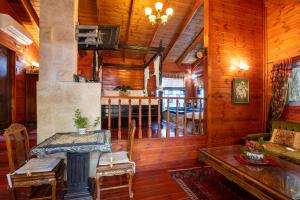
[239,62,249,71]
[149,15,156,24]
[166,8,173,17]
[145,7,152,16]
[155,2,163,12]
[161,15,168,25]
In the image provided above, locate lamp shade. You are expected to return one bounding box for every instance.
[155,2,163,12]
[166,8,173,17]
[145,7,152,16]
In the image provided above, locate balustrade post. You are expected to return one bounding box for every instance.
[157,99,161,138]
[183,99,187,136]
[175,98,179,137]
[118,99,121,140]
[138,99,142,139]
[128,98,132,129]
[166,98,170,138]
[198,98,203,135]
[192,99,195,135]
[108,98,111,131]
[148,99,152,138]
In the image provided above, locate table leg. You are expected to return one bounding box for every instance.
[64,152,92,200]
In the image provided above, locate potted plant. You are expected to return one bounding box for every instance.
[113,85,133,96]
[73,109,100,134]
[242,138,265,161]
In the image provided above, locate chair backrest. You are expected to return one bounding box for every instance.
[127,120,136,161]
[4,123,30,173]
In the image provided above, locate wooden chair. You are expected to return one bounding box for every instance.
[4,123,65,200]
[95,120,136,199]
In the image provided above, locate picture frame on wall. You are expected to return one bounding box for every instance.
[288,63,300,105]
[232,78,249,104]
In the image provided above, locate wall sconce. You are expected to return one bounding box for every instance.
[239,62,249,71]
[230,60,249,72]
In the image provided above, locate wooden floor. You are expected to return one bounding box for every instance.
[0,169,189,200]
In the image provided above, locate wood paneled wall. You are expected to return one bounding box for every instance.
[112,136,207,171]
[265,0,300,122]
[205,0,264,146]
[102,67,144,90]
[0,0,39,125]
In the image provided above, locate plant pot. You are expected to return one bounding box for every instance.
[78,128,87,135]
[246,151,264,161]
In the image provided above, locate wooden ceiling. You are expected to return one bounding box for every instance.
[79,0,204,65]
[7,0,204,65]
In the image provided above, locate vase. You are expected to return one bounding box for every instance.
[78,128,87,135]
[246,151,264,161]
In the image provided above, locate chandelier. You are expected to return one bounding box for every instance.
[145,2,173,25]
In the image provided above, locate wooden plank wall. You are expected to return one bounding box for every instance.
[112,136,207,171]
[102,67,144,90]
[205,0,264,146]
[264,0,300,122]
[0,0,39,124]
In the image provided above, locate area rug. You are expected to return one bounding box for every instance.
[169,167,258,200]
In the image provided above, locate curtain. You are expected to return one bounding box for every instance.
[267,58,292,131]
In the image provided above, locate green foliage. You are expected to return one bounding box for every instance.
[113,85,133,92]
[73,109,100,129]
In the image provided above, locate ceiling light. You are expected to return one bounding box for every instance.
[145,2,173,25]
[155,2,163,12]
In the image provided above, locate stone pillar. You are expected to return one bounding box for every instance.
[37,0,101,145]
[39,0,78,82]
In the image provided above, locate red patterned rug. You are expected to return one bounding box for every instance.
[169,167,258,200]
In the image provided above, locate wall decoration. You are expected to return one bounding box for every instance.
[232,78,249,104]
[288,67,300,103]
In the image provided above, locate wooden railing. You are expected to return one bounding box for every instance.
[101,97,206,140]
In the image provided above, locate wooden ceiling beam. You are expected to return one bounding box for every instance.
[176,28,204,65]
[163,0,203,61]
[123,0,135,61]
[19,0,39,27]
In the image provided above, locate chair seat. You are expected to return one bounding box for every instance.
[14,158,62,175]
[98,151,130,165]
[97,151,135,176]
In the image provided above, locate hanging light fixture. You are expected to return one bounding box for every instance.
[145,2,173,25]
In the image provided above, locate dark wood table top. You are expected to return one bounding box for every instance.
[200,145,300,200]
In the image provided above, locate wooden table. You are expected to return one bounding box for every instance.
[200,145,300,200]
[31,130,111,200]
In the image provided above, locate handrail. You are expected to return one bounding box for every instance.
[101,96,206,140]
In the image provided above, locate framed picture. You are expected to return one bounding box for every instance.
[288,60,300,105]
[232,78,249,104]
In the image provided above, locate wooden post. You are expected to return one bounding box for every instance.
[198,98,203,135]
[148,98,152,138]
[175,98,179,137]
[166,98,170,138]
[138,99,142,139]
[118,99,121,140]
[128,98,132,129]
[184,98,187,136]
[157,99,161,138]
[192,99,195,135]
[108,99,111,131]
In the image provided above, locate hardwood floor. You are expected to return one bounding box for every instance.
[100,169,189,200]
[0,169,189,200]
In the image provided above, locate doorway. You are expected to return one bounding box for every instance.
[0,45,12,130]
